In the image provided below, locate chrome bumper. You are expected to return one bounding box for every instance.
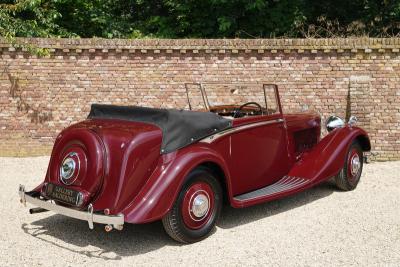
[18,185,124,230]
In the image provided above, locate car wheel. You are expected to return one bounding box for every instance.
[334,141,363,191]
[162,167,222,243]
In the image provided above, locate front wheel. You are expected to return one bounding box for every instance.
[162,167,222,243]
[334,141,364,191]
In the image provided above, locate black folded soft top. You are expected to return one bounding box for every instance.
[88,104,232,154]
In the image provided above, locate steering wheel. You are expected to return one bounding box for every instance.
[233,102,263,118]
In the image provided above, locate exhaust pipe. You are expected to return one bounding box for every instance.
[104,224,123,232]
[105,224,113,232]
[29,207,48,214]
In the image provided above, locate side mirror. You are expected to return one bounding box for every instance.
[325,116,345,132]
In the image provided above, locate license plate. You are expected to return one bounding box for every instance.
[46,183,79,206]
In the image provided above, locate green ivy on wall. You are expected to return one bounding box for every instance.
[1,0,399,39]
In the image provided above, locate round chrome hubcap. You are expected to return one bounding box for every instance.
[61,158,76,179]
[350,154,361,176]
[191,194,209,218]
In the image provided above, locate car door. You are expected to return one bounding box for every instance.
[229,85,290,196]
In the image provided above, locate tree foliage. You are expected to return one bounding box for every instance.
[1,0,399,38]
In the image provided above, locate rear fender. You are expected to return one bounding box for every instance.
[121,144,231,224]
[289,126,370,183]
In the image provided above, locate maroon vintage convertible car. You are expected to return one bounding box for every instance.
[19,83,370,243]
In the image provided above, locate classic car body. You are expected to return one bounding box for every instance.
[19,83,371,243]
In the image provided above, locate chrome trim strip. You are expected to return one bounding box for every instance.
[200,118,284,144]
[18,184,124,228]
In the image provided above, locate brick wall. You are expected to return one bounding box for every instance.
[0,38,399,160]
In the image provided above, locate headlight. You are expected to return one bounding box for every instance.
[348,115,358,127]
[60,153,79,185]
[325,116,345,132]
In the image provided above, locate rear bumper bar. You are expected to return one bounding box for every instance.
[18,184,124,230]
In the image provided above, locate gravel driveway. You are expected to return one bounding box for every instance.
[1,157,399,266]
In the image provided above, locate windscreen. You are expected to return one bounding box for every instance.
[185,83,274,111]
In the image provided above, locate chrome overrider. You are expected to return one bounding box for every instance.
[18,184,124,231]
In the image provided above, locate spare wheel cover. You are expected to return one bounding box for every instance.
[49,128,106,197]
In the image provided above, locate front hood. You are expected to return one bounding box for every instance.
[44,118,162,212]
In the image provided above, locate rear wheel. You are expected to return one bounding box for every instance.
[162,167,222,243]
[334,142,363,191]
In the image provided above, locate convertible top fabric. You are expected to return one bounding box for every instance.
[88,104,232,154]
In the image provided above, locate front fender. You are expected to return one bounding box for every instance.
[121,144,231,224]
[288,126,370,183]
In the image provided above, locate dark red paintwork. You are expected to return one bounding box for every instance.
[32,88,371,225]
[42,119,162,212]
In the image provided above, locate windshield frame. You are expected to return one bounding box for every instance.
[185,82,280,113]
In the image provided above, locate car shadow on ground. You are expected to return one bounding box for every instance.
[21,181,336,259]
[218,181,336,229]
[21,218,178,260]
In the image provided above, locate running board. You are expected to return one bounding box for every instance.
[234,176,310,202]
